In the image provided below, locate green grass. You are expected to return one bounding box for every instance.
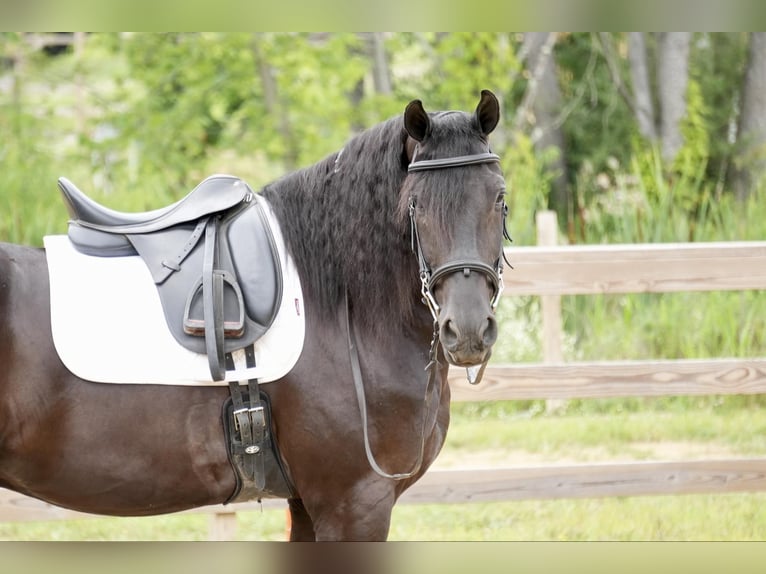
[389,494,766,541]
[7,490,766,541]
[0,511,287,541]
[447,403,766,456]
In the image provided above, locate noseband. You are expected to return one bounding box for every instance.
[407,150,507,323]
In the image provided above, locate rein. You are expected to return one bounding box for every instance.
[346,292,440,480]
[347,149,508,481]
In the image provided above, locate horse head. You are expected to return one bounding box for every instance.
[402,90,508,375]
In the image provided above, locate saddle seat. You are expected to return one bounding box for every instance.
[59,175,250,231]
[59,174,283,382]
[59,175,252,257]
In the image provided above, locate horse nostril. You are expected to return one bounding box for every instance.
[482,316,498,347]
[440,318,460,350]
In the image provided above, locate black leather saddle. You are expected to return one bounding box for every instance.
[59,175,283,381]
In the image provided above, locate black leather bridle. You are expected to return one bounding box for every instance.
[407,150,509,323]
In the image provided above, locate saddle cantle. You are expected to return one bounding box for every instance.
[59,175,283,381]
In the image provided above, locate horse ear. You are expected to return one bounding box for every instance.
[475,89,500,136]
[404,99,431,142]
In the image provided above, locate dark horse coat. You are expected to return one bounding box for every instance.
[0,91,507,540]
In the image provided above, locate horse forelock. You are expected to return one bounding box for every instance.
[398,111,499,242]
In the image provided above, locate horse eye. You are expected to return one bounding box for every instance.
[495,192,506,207]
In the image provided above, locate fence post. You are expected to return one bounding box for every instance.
[535,211,566,413]
[209,510,238,541]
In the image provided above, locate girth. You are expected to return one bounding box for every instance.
[59,175,283,381]
[221,348,294,503]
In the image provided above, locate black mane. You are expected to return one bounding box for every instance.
[261,115,420,334]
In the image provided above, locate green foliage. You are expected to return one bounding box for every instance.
[104,33,268,192]
[0,125,68,244]
[674,79,709,182]
[1,32,764,409]
[503,133,553,245]
[0,40,69,243]
[554,33,637,181]
[690,33,749,183]
[385,33,514,112]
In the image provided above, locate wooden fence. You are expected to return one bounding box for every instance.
[2,212,765,539]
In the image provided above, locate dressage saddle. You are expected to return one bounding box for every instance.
[58,175,284,381]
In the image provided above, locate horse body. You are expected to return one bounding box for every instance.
[0,243,443,538]
[0,91,504,540]
[0,243,235,513]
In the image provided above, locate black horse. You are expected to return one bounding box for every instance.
[0,90,508,540]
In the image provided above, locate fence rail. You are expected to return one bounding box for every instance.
[503,241,766,295]
[449,359,766,401]
[2,216,765,539]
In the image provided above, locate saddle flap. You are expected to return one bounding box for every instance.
[123,198,283,361]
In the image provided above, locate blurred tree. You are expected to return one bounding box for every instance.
[517,32,570,224]
[1,31,763,242]
[607,32,692,163]
[252,33,297,170]
[627,32,657,141]
[657,32,692,163]
[370,32,392,96]
[347,33,393,134]
[732,32,766,201]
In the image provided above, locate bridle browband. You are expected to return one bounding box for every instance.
[407,151,501,172]
[345,148,511,482]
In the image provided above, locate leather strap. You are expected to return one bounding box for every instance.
[203,217,226,381]
[157,216,208,283]
[346,292,439,481]
[408,152,500,172]
[245,345,265,489]
[226,354,254,469]
[226,347,265,488]
[429,259,502,310]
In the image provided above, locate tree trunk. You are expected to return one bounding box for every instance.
[370,33,392,95]
[627,32,658,142]
[251,33,297,170]
[657,32,691,163]
[733,32,766,201]
[520,32,570,224]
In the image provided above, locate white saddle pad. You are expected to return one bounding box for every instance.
[44,196,304,386]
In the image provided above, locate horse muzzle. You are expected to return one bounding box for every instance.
[434,265,499,368]
[439,312,498,367]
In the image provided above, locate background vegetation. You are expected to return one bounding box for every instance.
[1,32,765,540]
